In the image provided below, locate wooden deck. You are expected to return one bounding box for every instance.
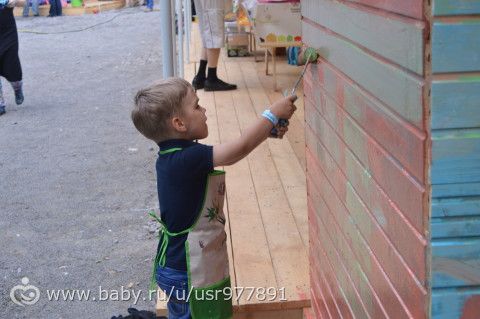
[157,23,310,318]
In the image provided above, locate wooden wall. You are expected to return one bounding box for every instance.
[302,0,480,318]
[301,0,429,317]
[429,0,480,318]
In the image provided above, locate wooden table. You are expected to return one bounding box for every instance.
[259,41,302,91]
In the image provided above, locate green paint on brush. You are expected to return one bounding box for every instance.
[303,47,319,64]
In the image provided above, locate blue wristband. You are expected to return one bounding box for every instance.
[262,109,279,126]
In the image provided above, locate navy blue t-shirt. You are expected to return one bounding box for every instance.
[156,139,214,271]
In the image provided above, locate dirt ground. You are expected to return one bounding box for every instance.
[0,6,170,318]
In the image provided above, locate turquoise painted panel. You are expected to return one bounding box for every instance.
[432,238,480,288]
[432,196,480,217]
[432,287,480,319]
[301,0,424,74]
[431,216,480,238]
[433,0,480,16]
[431,77,480,129]
[432,182,480,198]
[431,128,480,184]
[432,19,480,73]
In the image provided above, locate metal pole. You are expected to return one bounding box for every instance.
[176,0,184,77]
[160,0,174,78]
[184,0,191,64]
[171,0,177,76]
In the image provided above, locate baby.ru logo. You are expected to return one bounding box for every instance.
[10,277,41,307]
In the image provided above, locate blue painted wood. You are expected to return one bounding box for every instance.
[431,216,480,238]
[432,238,480,288]
[432,196,480,217]
[431,77,480,129]
[432,183,480,198]
[431,128,480,184]
[432,287,480,319]
[433,0,480,16]
[432,20,480,73]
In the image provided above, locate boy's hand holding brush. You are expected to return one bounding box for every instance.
[270,46,320,138]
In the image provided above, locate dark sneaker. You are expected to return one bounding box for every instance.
[0,105,5,116]
[15,89,24,105]
[204,78,237,91]
[192,75,205,90]
[111,307,166,319]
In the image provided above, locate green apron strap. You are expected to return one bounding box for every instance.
[148,210,192,291]
[150,146,184,290]
[158,147,182,155]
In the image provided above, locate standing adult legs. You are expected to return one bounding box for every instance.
[48,0,57,16]
[49,0,62,16]
[145,0,153,10]
[23,0,39,17]
[10,80,23,105]
[2,43,24,106]
[31,0,39,16]
[191,0,237,92]
[56,0,62,16]
[22,0,30,17]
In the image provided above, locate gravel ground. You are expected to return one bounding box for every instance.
[0,6,169,318]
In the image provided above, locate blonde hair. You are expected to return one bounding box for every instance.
[131,77,192,142]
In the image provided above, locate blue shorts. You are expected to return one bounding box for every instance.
[156,266,191,319]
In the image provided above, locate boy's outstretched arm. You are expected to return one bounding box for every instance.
[213,95,297,167]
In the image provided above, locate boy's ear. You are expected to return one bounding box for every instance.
[171,116,187,132]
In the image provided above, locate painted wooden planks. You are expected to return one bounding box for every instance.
[432,196,480,217]
[305,125,427,281]
[431,128,480,184]
[304,63,426,183]
[306,135,427,318]
[301,0,424,75]
[306,159,426,318]
[309,213,365,319]
[431,216,480,238]
[302,21,425,128]
[312,0,424,20]
[309,183,389,318]
[433,0,480,16]
[432,287,480,319]
[432,19,480,73]
[431,76,480,129]
[304,95,426,234]
[432,238,480,287]
[304,95,427,280]
[432,182,480,198]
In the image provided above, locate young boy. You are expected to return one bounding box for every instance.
[131,77,296,319]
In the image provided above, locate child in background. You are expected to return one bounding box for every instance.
[131,77,296,319]
[0,0,24,116]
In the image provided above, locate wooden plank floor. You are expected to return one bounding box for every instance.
[156,22,309,317]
